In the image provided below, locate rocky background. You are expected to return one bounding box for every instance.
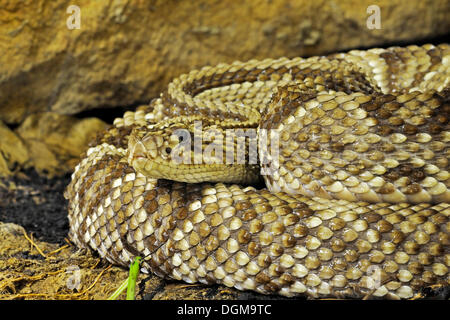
[0,0,449,299]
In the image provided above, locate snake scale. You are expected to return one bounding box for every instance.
[65,44,450,299]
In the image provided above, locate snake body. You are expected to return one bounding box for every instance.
[65,44,450,299]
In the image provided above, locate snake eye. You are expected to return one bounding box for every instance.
[178,136,184,142]
[165,147,172,154]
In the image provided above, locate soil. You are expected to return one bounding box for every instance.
[0,169,447,300]
[0,169,70,244]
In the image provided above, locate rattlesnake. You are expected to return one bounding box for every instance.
[65,44,449,299]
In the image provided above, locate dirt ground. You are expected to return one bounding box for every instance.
[0,170,448,300]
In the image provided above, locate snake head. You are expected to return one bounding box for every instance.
[127,119,261,184]
[127,124,189,180]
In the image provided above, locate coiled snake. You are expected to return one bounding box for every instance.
[65,44,449,299]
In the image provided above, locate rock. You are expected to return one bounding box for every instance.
[0,121,30,177]
[0,154,11,178]
[21,140,61,178]
[0,0,448,124]
[15,113,108,177]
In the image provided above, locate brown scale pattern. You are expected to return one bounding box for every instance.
[261,85,449,204]
[66,44,450,299]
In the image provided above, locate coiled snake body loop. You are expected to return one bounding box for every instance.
[66,44,450,299]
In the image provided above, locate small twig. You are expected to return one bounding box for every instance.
[362,276,395,300]
[90,259,101,270]
[22,230,47,258]
[410,292,423,300]
[29,233,33,252]
[47,244,69,256]
[171,283,204,290]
